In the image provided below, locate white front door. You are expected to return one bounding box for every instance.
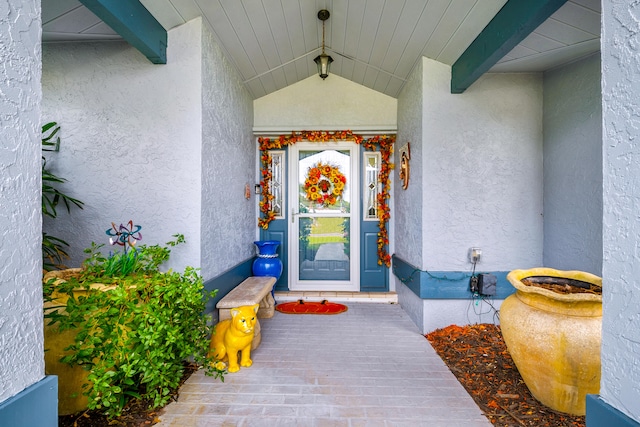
[288,141,359,291]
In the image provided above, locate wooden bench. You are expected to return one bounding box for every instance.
[216,276,276,350]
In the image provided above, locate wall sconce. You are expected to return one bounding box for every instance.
[254,184,261,194]
[314,10,333,80]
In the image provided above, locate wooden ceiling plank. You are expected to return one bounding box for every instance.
[300,1,319,56]
[519,31,566,52]
[223,2,270,75]
[379,1,428,74]
[276,0,307,59]
[281,62,298,87]
[373,72,392,95]
[327,0,348,58]
[277,0,301,62]
[450,0,568,94]
[167,0,202,23]
[437,0,506,65]
[351,60,367,85]
[390,0,449,77]
[490,38,599,72]
[363,67,379,89]
[567,0,600,14]
[342,1,365,59]
[139,0,184,30]
[42,0,85,25]
[355,0,385,61]
[246,79,266,99]
[385,76,405,98]
[500,44,539,61]
[536,18,596,45]
[43,6,102,34]
[551,1,600,35]
[423,0,474,60]
[79,0,168,63]
[367,0,404,66]
[243,1,282,71]
[83,21,120,36]
[197,0,257,80]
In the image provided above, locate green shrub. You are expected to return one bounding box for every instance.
[44,234,224,417]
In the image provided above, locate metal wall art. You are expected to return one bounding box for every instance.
[399,142,411,190]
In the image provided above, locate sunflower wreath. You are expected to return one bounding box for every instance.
[304,162,346,207]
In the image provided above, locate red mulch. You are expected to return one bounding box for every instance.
[426,324,586,427]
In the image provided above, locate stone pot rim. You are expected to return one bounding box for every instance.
[507,267,602,303]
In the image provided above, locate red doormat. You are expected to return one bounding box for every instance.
[275,300,348,315]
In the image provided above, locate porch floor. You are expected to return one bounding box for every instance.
[156,303,490,427]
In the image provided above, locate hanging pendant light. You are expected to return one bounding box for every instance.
[314,9,333,80]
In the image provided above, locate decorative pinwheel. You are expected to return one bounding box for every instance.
[106,220,142,253]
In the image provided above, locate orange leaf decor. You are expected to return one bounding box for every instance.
[303,161,346,208]
[258,131,394,267]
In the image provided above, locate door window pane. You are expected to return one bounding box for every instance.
[299,217,350,281]
[299,150,350,214]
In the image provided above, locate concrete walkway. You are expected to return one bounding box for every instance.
[157,303,491,427]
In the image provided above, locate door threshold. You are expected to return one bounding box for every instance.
[274,291,398,304]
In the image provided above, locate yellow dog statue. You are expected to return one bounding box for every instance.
[209,303,259,373]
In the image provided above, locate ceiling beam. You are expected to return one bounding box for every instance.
[450,0,568,94]
[78,0,167,64]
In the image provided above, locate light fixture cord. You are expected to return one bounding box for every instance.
[322,20,326,54]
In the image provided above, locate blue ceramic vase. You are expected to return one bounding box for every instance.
[252,240,283,280]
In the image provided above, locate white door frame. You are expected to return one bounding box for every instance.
[288,141,360,291]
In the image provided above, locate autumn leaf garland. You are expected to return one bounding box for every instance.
[258,130,394,267]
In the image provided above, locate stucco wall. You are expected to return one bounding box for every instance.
[395,58,423,268]
[253,74,397,132]
[0,0,44,403]
[201,20,255,279]
[394,58,542,334]
[42,20,203,272]
[601,1,640,422]
[543,53,602,275]
[421,58,543,271]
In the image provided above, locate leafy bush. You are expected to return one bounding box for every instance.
[44,234,224,417]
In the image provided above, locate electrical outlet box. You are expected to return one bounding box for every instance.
[469,276,479,293]
[478,273,497,296]
[469,247,482,263]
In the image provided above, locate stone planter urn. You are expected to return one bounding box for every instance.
[501,267,602,416]
[43,268,115,415]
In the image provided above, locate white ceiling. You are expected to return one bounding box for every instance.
[42,0,601,100]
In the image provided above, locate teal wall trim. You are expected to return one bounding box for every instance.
[0,376,58,427]
[587,395,640,427]
[79,0,167,64]
[451,0,568,93]
[203,257,254,315]
[392,254,515,299]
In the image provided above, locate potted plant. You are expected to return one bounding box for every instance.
[43,222,224,418]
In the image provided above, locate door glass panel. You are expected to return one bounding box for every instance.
[364,152,381,220]
[298,217,350,281]
[298,150,350,213]
[297,149,351,282]
[270,151,285,218]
